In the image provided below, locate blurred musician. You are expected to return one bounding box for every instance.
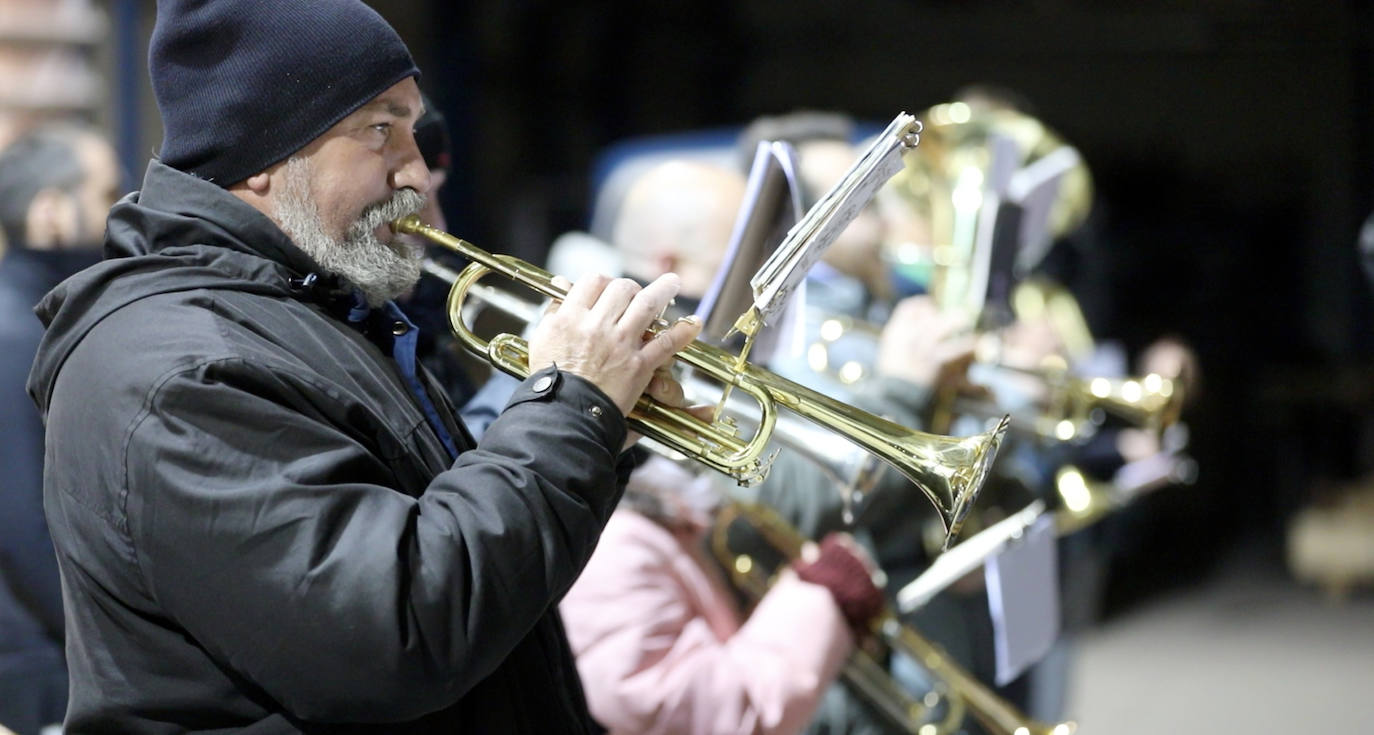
[560,159,890,734]
[729,111,980,588]
[724,111,1006,734]
[730,103,1176,731]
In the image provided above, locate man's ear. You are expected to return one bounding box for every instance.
[227,170,275,217]
[242,171,271,194]
[25,187,79,251]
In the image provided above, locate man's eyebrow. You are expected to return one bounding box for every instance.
[361,99,422,119]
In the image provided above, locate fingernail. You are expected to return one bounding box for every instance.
[677,315,700,325]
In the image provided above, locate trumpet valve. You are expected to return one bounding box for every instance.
[758,448,780,474]
[734,449,779,488]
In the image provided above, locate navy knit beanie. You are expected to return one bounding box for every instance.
[149,0,420,186]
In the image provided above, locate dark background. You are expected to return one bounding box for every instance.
[119,0,1374,611]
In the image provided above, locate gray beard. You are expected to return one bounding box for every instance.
[275,157,426,306]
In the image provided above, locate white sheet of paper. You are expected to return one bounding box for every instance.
[697,141,800,336]
[896,500,1045,614]
[985,513,1059,686]
[748,113,919,326]
[1008,145,1080,273]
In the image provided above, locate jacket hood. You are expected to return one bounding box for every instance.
[26,160,335,413]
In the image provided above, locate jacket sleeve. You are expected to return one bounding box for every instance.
[560,512,853,735]
[124,358,628,722]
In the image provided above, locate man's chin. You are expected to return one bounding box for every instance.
[388,235,424,261]
[356,272,422,307]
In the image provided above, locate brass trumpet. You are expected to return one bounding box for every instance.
[394,215,1008,547]
[712,500,1076,735]
[799,309,1184,443]
[944,360,1185,443]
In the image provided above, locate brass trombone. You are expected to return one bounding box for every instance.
[712,500,1076,735]
[394,215,1008,547]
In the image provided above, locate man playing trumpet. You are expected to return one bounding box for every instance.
[27,1,698,732]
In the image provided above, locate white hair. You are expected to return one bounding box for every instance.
[612,160,744,285]
[275,156,425,306]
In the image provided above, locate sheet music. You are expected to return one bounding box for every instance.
[896,500,1046,614]
[1008,145,1080,273]
[986,513,1059,686]
[744,113,922,330]
[695,141,804,364]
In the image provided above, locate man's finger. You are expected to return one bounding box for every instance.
[617,273,680,336]
[559,273,612,313]
[685,403,715,423]
[542,276,572,317]
[645,372,686,409]
[640,315,701,367]
[587,278,642,324]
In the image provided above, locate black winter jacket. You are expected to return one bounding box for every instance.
[27,161,629,733]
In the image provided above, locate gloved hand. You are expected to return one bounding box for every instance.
[792,532,887,634]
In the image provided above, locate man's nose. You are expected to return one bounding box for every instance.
[390,141,431,195]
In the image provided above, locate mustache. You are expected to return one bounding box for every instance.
[349,188,427,241]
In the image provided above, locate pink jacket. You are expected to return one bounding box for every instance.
[561,509,854,735]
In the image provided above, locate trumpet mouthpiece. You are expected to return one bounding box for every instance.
[391,214,424,234]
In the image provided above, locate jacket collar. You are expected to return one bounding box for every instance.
[136,160,326,281]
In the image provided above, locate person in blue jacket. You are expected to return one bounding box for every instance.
[0,121,120,735]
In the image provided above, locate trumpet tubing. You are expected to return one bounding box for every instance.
[682,375,884,503]
[394,215,1007,548]
[421,258,544,326]
[1063,372,1184,433]
[890,622,1076,735]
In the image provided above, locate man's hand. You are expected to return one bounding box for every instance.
[527,273,702,418]
[875,295,980,395]
[1138,335,1201,406]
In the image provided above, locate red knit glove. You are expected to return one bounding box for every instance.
[792,533,886,632]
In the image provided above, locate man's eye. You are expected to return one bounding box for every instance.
[370,123,392,137]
